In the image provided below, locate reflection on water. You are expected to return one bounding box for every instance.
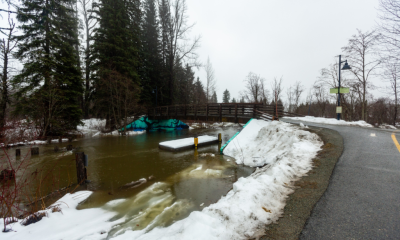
[0,127,254,235]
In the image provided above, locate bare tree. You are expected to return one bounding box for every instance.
[313,82,329,117]
[240,72,268,103]
[378,0,400,59]
[293,81,304,111]
[159,0,201,103]
[342,29,381,121]
[286,85,294,112]
[382,57,399,126]
[204,56,216,102]
[0,0,17,134]
[79,0,97,118]
[271,77,284,103]
[100,70,141,132]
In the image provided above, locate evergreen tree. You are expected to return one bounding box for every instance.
[13,0,82,136]
[211,91,218,103]
[193,77,206,104]
[141,0,162,106]
[223,89,230,103]
[91,0,142,128]
[231,98,236,103]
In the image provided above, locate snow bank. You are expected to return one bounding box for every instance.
[1,191,124,240]
[112,120,323,240]
[77,118,146,137]
[284,116,373,128]
[379,124,397,130]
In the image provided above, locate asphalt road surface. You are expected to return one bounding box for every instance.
[283,119,400,240]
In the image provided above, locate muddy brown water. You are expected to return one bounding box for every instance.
[1,127,254,235]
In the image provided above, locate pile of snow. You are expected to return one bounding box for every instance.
[284,116,373,128]
[1,191,124,240]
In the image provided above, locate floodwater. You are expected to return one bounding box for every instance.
[0,127,254,236]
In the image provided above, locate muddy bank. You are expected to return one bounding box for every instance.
[260,127,343,240]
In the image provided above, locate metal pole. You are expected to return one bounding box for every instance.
[337,55,341,120]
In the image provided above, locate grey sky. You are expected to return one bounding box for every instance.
[186,0,380,102]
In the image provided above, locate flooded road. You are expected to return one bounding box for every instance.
[1,126,254,235]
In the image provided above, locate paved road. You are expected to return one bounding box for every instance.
[283,119,400,240]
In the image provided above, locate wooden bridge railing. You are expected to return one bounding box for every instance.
[147,103,284,123]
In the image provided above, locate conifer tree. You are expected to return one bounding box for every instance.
[91,0,142,128]
[13,0,82,136]
[211,91,218,103]
[141,0,162,106]
[223,89,230,103]
[231,98,236,103]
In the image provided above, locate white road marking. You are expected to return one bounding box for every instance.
[370,133,376,137]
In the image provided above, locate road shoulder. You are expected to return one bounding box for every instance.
[259,127,343,240]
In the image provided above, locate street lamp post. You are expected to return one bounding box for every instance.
[337,55,351,120]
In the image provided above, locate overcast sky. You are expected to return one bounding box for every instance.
[186,0,380,102]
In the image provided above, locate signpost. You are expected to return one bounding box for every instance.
[330,87,350,94]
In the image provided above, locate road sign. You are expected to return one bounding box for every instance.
[330,87,350,94]
[336,106,342,114]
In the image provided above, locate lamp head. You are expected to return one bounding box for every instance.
[342,61,351,70]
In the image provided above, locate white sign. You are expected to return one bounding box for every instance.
[336,106,342,114]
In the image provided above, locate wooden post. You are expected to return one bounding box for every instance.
[206,105,209,121]
[54,146,59,152]
[75,152,86,185]
[185,105,187,118]
[67,145,73,151]
[166,106,169,118]
[175,106,177,119]
[253,104,256,118]
[219,104,222,122]
[59,136,62,143]
[235,104,238,123]
[218,133,222,143]
[47,137,52,144]
[194,105,198,119]
[16,149,21,157]
[31,147,39,155]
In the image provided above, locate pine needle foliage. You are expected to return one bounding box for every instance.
[13,0,82,137]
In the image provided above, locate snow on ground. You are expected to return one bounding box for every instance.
[1,191,124,240]
[77,118,145,137]
[159,136,217,149]
[0,120,322,240]
[379,124,397,130]
[284,116,373,128]
[189,122,242,129]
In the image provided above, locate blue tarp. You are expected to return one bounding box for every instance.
[120,116,189,132]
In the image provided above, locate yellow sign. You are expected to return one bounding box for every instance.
[330,88,350,94]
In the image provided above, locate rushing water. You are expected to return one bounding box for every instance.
[1,127,254,236]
